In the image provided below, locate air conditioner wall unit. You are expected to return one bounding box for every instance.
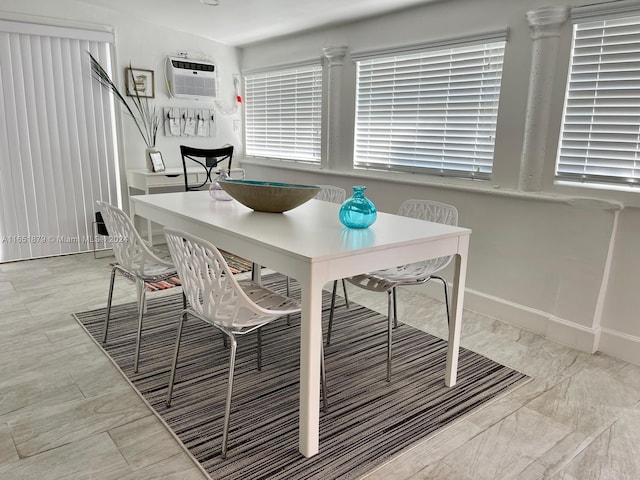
[166,56,217,100]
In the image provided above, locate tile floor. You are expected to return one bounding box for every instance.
[0,251,639,479]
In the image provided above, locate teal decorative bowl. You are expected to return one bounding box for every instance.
[218,179,320,213]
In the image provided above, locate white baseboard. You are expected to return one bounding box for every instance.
[396,279,640,366]
[418,282,640,365]
[597,328,640,366]
[462,287,599,353]
[545,315,599,354]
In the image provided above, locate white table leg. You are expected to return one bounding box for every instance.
[445,234,469,387]
[298,271,323,457]
[128,186,154,245]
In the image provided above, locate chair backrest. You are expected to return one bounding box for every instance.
[96,201,172,276]
[315,185,346,204]
[164,228,283,329]
[398,199,458,226]
[180,145,234,191]
[398,199,459,274]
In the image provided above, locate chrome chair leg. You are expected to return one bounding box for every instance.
[257,328,263,371]
[326,280,339,346]
[103,267,117,343]
[222,336,238,459]
[386,289,394,382]
[341,279,350,309]
[251,263,260,282]
[286,277,291,326]
[326,279,350,346]
[431,275,450,327]
[392,287,399,329]
[134,278,146,373]
[166,311,187,407]
[320,341,328,413]
[136,278,148,314]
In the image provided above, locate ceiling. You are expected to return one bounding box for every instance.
[75,0,443,47]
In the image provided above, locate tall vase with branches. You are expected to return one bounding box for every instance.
[89,53,161,171]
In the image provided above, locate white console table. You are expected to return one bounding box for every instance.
[127,167,245,243]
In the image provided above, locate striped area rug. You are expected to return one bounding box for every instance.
[74,275,528,480]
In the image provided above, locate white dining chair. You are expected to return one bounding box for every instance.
[163,228,328,458]
[96,201,181,373]
[327,199,458,381]
[315,184,347,204]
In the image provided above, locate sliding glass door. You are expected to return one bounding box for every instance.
[0,20,120,262]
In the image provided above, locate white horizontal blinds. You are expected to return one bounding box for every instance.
[0,22,118,262]
[354,41,505,179]
[556,16,640,186]
[245,64,322,163]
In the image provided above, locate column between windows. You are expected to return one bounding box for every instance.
[323,46,348,170]
[518,5,570,192]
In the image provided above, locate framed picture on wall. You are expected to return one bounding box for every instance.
[150,151,165,172]
[125,67,155,98]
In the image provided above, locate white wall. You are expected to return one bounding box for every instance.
[239,0,640,364]
[111,21,242,171]
[0,0,242,194]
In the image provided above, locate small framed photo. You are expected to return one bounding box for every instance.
[150,151,165,172]
[125,67,154,98]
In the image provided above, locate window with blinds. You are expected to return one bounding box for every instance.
[354,40,505,179]
[244,64,322,163]
[556,15,640,187]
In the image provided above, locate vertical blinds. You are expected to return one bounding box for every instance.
[0,22,119,262]
[556,15,640,186]
[244,64,322,163]
[354,41,505,179]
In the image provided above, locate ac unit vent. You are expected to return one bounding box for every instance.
[166,56,217,100]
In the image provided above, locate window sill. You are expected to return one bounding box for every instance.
[238,156,625,211]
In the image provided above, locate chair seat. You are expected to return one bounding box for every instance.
[348,263,439,292]
[347,273,397,292]
[127,263,177,281]
[234,280,301,330]
[120,238,176,279]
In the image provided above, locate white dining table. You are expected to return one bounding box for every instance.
[130,191,471,458]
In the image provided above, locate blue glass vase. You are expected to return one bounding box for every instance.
[339,186,377,228]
